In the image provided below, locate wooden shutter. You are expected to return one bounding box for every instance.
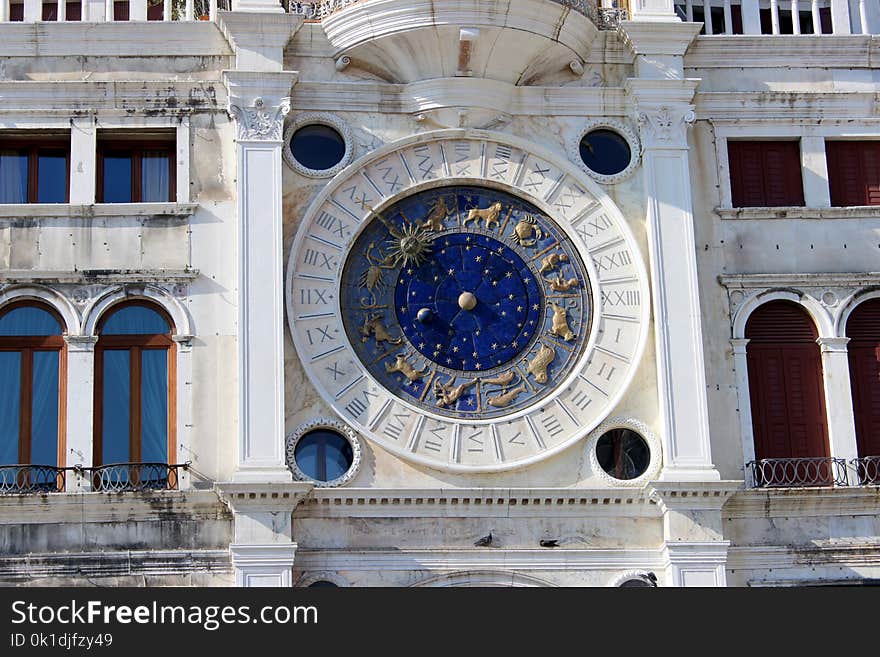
[847,299,880,457]
[729,141,804,207]
[746,301,829,461]
[827,141,880,207]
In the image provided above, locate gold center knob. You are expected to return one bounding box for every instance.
[458,291,477,311]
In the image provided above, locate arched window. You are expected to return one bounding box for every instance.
[94,302,175,482]
[846,299,880,464]
[0,302,65,491]
[746,301,830,485]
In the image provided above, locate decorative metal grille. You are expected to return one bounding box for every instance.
[747,457,849,488]
[0,466,65,494]
[88,463,184,493]
[853,456,880,486]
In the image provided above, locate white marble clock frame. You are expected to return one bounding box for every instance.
[286,129,651,473]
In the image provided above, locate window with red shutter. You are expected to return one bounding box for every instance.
[745,301,829,463]
[826,141,880,207]
[846,299,880,458]
[728,140,805,207]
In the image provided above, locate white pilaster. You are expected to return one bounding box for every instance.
[650,482,740,587]
[225,71,297,484]
[23,0,40,22]
[627,77,719,482]
[175,118,191,204]
[800,136,831,208]
[64,336,97,492]
[70,116,96,205]
[628,0,681,21]
[730,338,756,481]
[817,337,859,483]
[173,335,194,490]
[216,482,313,587]
[130,0,147,21]
[231,0,284,14]
[830,0,852,34]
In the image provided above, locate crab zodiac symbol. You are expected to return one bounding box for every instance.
[511,215,544,247]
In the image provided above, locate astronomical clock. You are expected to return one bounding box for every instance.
[287,132,650,472]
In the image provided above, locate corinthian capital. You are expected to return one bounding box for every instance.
[635,104,696,150]
[229,96,291,142]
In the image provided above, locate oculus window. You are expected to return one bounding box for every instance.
[578,129,632,177]
[289,124,346,172]
[293,429,355,483]
[596,428,651,480]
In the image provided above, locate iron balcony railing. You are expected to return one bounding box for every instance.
[0,465,65,493]
[0,462,188,494]
[748,456,880,488]
[747,457,849,488]
[853,456,880,486]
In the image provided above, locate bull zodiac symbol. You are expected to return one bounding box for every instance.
[385,354,427,382]
[360,314,404,345]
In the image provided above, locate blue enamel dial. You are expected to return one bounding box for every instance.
[340,186,592,420]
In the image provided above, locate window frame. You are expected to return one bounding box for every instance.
[96,139,176,203]
[93,301,176,468]
[0,139,71,204]
[0,301,67,467]
[825,140,880,207]
[727,139,805,208]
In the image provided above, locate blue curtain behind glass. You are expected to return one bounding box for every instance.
[295,440,320,480]
[37,152,67,203]
[103,154,132,203]
[140,349,167,462]
[0,307,61,336]
[0,151,27,204]
[102,350,130,464]
[141,152,170,202]
[102,306,169,335]
[31,351,59,466]
[0,352,21,464]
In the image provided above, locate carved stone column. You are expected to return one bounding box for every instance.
[226,71,297,484]
[626,78,719,482]
[817,336,860,483]
[730,338,755,482]
[216,482,313,587]
[63,336,97,492]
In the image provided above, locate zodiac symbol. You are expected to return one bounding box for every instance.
[487,385,526,408]
[480,370,517,386]
[539,253,569,274]
[359,242,396,307]
[547,273,580,292]
[385,354,427,382]
[511,215,544,247]
[549,303,576,341]
[360,314,404,345]
[462,201,503,231]
[526,344,556,384]
[422,197,452,231]
[434,377,477,408]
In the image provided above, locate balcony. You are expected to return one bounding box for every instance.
[0,462,188,493]
[747,457,880,488]
[674,0,878,35]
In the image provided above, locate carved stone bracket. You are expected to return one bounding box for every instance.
[229,96,291,142]
[635,104,695,150]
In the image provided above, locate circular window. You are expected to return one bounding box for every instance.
[307,580,339,588]
[286,418,362,487]
[294,429,353,482]
[619,578,654,588]
[568,120,640,184]
[579,129,631,176]
[283,113,353,178]
[596,428,651,481]
[290,125,346,172]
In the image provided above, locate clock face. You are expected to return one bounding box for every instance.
[287,132,650,472]
[340,186,592,420]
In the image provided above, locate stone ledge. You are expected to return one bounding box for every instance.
[0,269,200,284]
[0,202,199,220]
[724,485,880,518]
[716,206,880,221]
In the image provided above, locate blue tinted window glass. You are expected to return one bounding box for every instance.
[102,350,130,464]
[290,125,346,171]
[31,350,59,466]
[102,153,132,203]
[101,305,170,335]
[141,151,170,202]
[579,129,632,177]
[0,306,61,336]
[0,352,21,464]
[294,430,353,482]
[141,349,167,463]
[37,151,67,203]
[0,151,28,203]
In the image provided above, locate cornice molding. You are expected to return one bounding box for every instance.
[214,482,314,513]
[0,22,233,58]
[696,92,880,120]
[0,269,200,285]
[719,272,880,289]
[648,481,743,513]
[617,20,703,56]
[724,486,880,518]
[0,202,198,220]
[685,34,878,69]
